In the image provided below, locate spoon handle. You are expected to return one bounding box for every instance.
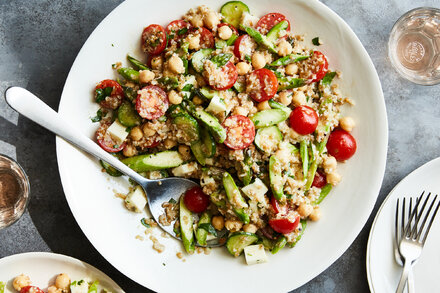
[5,86,146,184]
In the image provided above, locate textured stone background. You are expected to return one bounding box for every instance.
[1,0,439,292]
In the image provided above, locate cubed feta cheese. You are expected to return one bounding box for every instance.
[124,185,147,213]
[241,178,268,204]
[70,280,89,293]
[206,95,226,114]
[171,162,198,177]
[244,244,268,265]
[205,158,214,165]
[240,12,260,28]
[107,119,129,145]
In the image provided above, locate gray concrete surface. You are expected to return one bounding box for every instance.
[1,0,440,292]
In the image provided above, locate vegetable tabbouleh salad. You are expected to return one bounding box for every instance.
[91,1,357,264]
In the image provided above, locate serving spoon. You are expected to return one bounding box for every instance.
[5,86,224,247]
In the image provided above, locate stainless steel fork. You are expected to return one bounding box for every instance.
[396,192,440,293]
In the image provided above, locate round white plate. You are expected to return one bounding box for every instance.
[367,158,440,292]
[0,252,123,292]
[56,0,387,292]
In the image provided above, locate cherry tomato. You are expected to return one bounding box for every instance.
[222,115,255,150]
[198,27,215,48]
[312,170,327,188]
[20,286,44,293]
[165,20,191,41]
[309,51,329,82]
[233,35,255,60]
[270,196,288,214]
[141,24,167,55]
[207,61,238,91]
[96,122,126,153]
[269,216,300,234]
[256,13,291,34]
[183,186,210,213]
[95,79,124,110]
[247,68,278,102]
[326,129,357,161]
[289,105,319,135]
[136,85,169,120]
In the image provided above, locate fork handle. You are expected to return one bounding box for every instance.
[407,264,415,293]
[396,260,412,293]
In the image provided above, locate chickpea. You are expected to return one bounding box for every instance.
[257,101,271,111]
[279,91,292,106]
[292,90,306,106]
[298,203,313,218]
[48,286,61,293]
[277,39,293,56]
[13,274,31,291]
[225,219,243,232]
[123,144,137,157]
[193,96,203,105]
[164,138,177,149]
[212,215,225,230]
[236,62,251,75]
[189,15,203,27]
[178,145,191,160]
[55,273,70,290]
[243,223,258,234]
[168,90,183,105]
[139,69,155,84]
[326,172,341,186]
[339,116,355,132]
[130,126,143,141]
[251,52,266,69]
[323,156,337,173]
[204,11,220,29]
[196,74,206,87]
[233,106,248,116]
[188,34,200,50]
[309,206,321,221]
[285,63,299,76]
[218,25,232,40]
[168,55,185,74]
[151,55,163,70]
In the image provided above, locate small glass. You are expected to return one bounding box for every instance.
[0,154,30,229]
[388,7,440,85]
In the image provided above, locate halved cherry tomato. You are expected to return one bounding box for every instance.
[207,61,238,91]
[256,13,291,34]
[269,216,300,234]
[312,170,327,188]
[95,79,124,110]
[326,129,357,161]
[198,27,215,48]
[309,51,329,82]
[233,35,255,60]
[166,20,191,41]
[141,24,167,55]
[20,286,44,293]
[184,186,210,213]
[289,105,319,135]
[270,196,288,214]
[247,68,278,102]
[136,85,169,120]
[96,122,126,153]
[222,115,255,150]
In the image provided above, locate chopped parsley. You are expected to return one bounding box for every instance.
[95,87,113,103]
[321,71,337,86]
[198,223,218,237]
[168,198,177,204]
[211,53,233,67]
[177,28,188,35]
[312,37,321,46]
[181,84,193,92]
[90,108,103,122]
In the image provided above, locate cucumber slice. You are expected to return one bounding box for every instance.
[223,172,250,224]
[191,140,206,166]
[100,160,122,177]
[238,151,252,185]
[271,235,287,254]
[168,104,187,118]
[122,151,184,172]
[268,99,292,115]
[266,20,289,43]
[215,39,228,49]
[250,109,289,128]
[194,109,226,143]
[201,127,216,157]
[118,101,142,127]
[199,87,218,99]
[269,155,284,200]
[195,212,211,246]
[220,1,250,28]
[226,232,258,257]
[210,191,227,208]
[173,113,200,143]
[180,197,195,254]
[254,126,283,153]
[233,77,246,93]
[191,48,213,72]
[288,219,307,248]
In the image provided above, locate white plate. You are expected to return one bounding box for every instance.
[367,158,440,292]
[0,252,123,292]
[56,0,387,292]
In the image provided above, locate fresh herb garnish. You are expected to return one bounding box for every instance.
[244,55,252,62]
[168,198,177,204]
[321,71,337,86]
[91,109,103,122]
[181,84,193,92]
[0,281,5,293]
[177,28,188,35]
[88,281,99,293]
[198,223,218,237]
[312,37,321,46]
[167,33,175,41]
[141,218,151,228]
[211,53,233,67]
[95,87,113,103]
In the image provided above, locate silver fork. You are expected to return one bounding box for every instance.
[396,192,440,293]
